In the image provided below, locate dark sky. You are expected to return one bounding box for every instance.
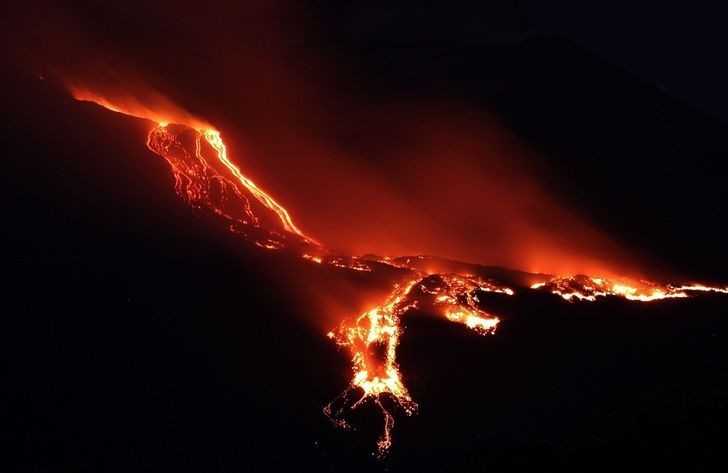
[318,2,728,123]
[521,1,728,123]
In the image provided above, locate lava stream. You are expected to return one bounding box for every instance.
[324,273,506,456]
[529,275,728,302]
[201,129,314,242]
[73,90,316,244]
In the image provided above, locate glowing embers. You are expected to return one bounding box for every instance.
[529,275,728,302]
[325,273,506,456]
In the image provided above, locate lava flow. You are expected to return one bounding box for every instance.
[529,275,728,302]
[324,272,507,456]
[69,92,728,458]
[74,89,317,248]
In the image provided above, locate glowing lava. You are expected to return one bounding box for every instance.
[69,92,728,457]
[201,129,312,241]
[73,90,316,245]
[324,273,506,456]
[530,276,728,302]
[324,278,419,456]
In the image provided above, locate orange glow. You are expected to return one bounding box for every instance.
[69,91,728,457]
[302,254,323,264]
[672,284,728,294]
[324,272,505,456]
[529,275,728,302]
[71,87,212,131]
[329,256,372,273]
[324,278,419,456]
[72,90,316,244]
[202,130,314,242]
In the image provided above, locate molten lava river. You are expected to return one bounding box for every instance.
[70,93,728,457]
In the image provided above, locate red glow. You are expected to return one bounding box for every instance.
[71,87,213,131]
[72,90,316,244]
[68,92,728,455]
[9,1,726,459]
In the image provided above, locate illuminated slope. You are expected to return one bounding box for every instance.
[70,93,728,457]
[73,90,316,245]
[324,273,507,456]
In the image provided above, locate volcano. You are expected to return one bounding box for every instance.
[44,86,726,458]
[4,3,728,471]
[3,70,727,472]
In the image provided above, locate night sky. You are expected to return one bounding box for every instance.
[320,2,728,122]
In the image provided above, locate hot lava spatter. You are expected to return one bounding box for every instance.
[71,94,728,457]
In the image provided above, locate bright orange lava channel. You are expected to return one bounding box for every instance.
[73,90,316,244]
[324,273,505,456]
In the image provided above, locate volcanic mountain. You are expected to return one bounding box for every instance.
[4,32,728,473]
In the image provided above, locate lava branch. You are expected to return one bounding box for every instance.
[72,91,317,245]
[201,129,316,244]
[146,124,259,227]
[324,273,507,457]
[529,275,728,302]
